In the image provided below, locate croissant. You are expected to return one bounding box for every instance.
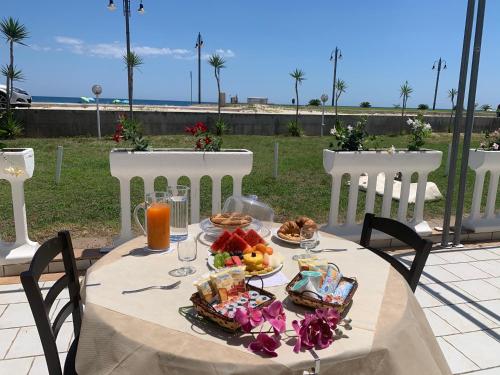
[278,220,300,235]
[295,216,317,230]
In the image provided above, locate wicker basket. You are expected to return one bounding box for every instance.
[286,267,358,314]
[190,276,276,332]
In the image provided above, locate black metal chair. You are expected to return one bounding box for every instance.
[360,213,433,292]
[21,231,82,375]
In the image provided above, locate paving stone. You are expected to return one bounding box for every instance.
[0,357,34,374]
[471,261,500,278]
[444,330,500,368]
[0,284,28,304]
[470,300,500,325]
[0,304,6,317]
[453,280,500,301]
[463,249,500,261]
[0,303,35,329]
[433,251,477,264]
[484,278,500,289]
[415,287,444,308]
[467,368,500,375]
[436,337,479,374]
[423,309,459,336]
[28,355,67,375]
[420,266,462,284]
[0,328,18,359]
[441,263,493,280]
[420,282,477,305]
[431,303,499,333]
[5,326,43,358]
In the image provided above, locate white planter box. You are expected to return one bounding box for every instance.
[323,149,442,240]
[109,148,253,242]
[463,149,500,233]
[0,148,39,265]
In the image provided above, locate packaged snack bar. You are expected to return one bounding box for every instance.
[226,266,246,296]
[328,280,354,304]
[319,265,342,296]
[209,270,234,302]
[194,277,216,303]
[300,270,323,290]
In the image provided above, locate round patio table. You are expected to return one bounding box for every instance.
[75,224,451,375]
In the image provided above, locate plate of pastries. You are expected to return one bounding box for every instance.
[274,216,318,244]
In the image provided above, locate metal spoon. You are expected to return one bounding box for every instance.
[122,281,181,294]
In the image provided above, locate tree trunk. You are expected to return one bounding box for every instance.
[6,41,14,111]
[295,81,299,125]
[128,65,133,119]
[448,100,455,133]
[215,67,221,121]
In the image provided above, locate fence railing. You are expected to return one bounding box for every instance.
[109,149,253,243]
[323,149,443,240]
[463,150,500,233]
[0,148,39,265]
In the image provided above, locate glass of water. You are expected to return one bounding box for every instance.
[292,227,319,260]
[167,185,189,242]
[169,239,197,277]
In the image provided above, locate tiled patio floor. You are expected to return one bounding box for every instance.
[0,245,499,374]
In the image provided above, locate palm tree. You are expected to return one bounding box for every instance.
[399,81,413,134]
[289,69,305,126]
[208,54,226,121]
[334,79,347,120]
[448,88,457,133]
[122,51,143,116]
[0,17,29,111]
[480,104,491,112]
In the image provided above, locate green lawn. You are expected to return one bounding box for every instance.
[0,133,492,243]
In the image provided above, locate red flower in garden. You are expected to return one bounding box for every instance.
[113,123,124,143]
[195,122,208,132]
[195,139,203,149]
[205,136,212,145]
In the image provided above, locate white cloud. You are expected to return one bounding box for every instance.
[52,35,235,61]
[31,44,52,52]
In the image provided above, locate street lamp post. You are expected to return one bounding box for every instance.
[190,71,193,104]
[432,58,447,110]
[107,0,145,118]
[320,94,328,137]
[330,47,342,107]
[92,84,103,139]
[195,32,203,104]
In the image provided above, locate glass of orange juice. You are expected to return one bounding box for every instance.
[134,192,172,251]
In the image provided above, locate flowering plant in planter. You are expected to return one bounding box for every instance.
[406,113,432,151]
[185,121,222,151]
[328,118,367,151]
[234,300,341,357]
[478,128,500,151]
[113,115,150,151]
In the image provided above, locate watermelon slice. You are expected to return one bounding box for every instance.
[233,227,247,238]
[210,231,232,252]
[232,256,243,266]
[224,234,251,255]
[224,257,235,267]
[243,229,265,247]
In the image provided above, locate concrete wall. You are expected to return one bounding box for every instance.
[14,108,500,138]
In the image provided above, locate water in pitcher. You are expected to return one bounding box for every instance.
[169,193,189,241]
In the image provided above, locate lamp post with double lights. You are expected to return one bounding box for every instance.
[195,32,203,104]
[107,0,145,118]
[432,58,447,110]
[330,47,342,107]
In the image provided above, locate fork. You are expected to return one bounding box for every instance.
[122,281,181,294]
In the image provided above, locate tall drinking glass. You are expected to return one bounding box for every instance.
[133,192,171,251]
[169,239,197,277]
[292,227,319,260]
[167,185,190,242]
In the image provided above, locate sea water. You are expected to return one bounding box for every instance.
[170,195,189,242]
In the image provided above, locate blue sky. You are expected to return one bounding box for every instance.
[1,0,499,108]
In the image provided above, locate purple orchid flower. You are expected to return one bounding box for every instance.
[292,308,340,353]
[262,300,286,334]
[234,307,264,333]
[248,333,281,357]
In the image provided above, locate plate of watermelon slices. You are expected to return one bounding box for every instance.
[207,228,284,278]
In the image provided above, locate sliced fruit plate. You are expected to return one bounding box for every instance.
[207,228,284,278]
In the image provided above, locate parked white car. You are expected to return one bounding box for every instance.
[0,84,32,108]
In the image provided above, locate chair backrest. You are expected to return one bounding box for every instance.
[360,213,433,292]
[20,231,82,375]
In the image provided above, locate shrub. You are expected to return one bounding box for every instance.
[329,118,367,151]
[112,115,149,151]
[418,104,429,110]
[393,104,401,109]
[215,119,230,136]
[308,99,321,106]
[185,122,222,151]
[480,104,492,111]
[287,121,302,137]
[478,128,499,151]
[0,111,23,140]
[406,114,432,151]
[359,101,371,108]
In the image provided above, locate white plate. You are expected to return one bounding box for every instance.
[206,252,284,278]
[271,228,301,245]
[199,217,263,238]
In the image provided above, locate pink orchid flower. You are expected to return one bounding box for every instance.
[234,307,264,333]
[292,308,340,353]
[262,300,286,334]
[248,333,280,357]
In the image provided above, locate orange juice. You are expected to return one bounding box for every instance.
[146,202,170,250]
